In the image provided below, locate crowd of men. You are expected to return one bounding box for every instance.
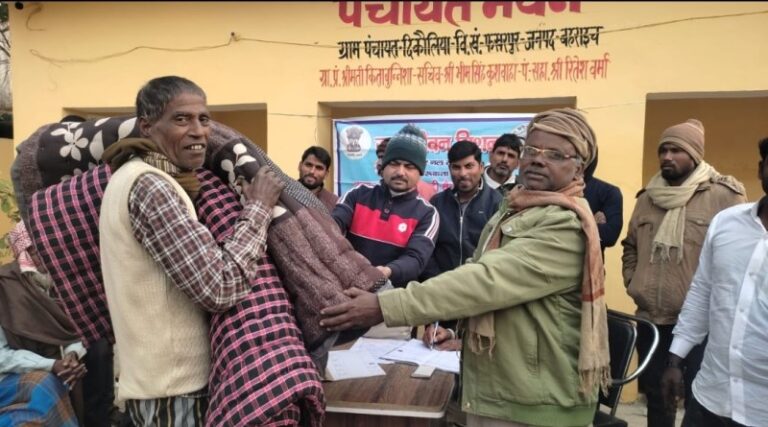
[1,75,765,427]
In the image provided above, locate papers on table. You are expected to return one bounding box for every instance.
[326,337,461,381]
[324,350,386,381]
[381,339,461,374]
[350,337,410,364]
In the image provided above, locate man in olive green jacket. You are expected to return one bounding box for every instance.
[321,108,609,427]
[622,119,746,427]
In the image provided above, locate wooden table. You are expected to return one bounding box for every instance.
[323,362,455,427]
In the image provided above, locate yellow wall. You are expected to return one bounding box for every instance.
[0,138,12,180]
[0,137,13,262]
[210,108,268,152]
[644,95,768,201]
[8,1,768,401]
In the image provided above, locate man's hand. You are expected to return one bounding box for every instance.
[52,352,87,388]
[661,354,685,415]
[594,211,607,224]
[242,165,285,209]
[422,324,461,351]
[320,287,384,331]
[376,266,392,279]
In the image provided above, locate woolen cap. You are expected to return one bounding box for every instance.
[381,124,428,175]
[659,119,705,164]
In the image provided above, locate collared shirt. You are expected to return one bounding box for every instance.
[670,200,768,426]
[483,166,516,190]
[128,173,271,312]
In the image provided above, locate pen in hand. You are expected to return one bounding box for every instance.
[430,321,439,350]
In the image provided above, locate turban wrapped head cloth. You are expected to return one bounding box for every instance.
[526,108,597,166]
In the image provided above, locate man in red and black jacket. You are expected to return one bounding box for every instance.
[332,124,439,288]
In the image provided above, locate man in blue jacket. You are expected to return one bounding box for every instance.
[583,148,623,256]
[332,124,439,288]
[421,140,501,348]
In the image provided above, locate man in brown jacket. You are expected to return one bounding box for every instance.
[622,119,747,427]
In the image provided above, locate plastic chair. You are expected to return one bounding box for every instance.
[593,309,659,427]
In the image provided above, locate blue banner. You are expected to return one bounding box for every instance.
[333,114,533,197]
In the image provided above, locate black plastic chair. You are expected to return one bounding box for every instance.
[593,309,659,427]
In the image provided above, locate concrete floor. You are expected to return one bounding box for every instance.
[614,400,684,427]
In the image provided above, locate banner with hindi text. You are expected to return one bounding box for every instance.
[333,113,533,197]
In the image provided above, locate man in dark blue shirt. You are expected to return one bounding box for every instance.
[583,148,623,256]
[421,140,501,351]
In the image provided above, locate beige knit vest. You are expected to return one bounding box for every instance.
[100,157,210,400]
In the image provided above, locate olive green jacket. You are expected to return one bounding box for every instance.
[379,200,597,427]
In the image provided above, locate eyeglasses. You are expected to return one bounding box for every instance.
[520,145,582,163]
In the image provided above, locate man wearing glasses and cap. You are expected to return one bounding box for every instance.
[322,108,610,427]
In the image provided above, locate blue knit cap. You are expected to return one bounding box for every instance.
[381,124,428,175]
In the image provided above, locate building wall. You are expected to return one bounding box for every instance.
[0,137,14,262]
[644,95,768,201]
[8,1,768,400]
[0,138,11,183]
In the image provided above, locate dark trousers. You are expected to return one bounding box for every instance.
[682,395,747,427]
[82,338,116,427]
[636,324,706,427]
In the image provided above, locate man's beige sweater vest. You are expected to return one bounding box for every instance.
[100,158,210,400]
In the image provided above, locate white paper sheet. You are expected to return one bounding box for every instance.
[324,350,387,381]
[349,337,409,364]
[382,339,461,374]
